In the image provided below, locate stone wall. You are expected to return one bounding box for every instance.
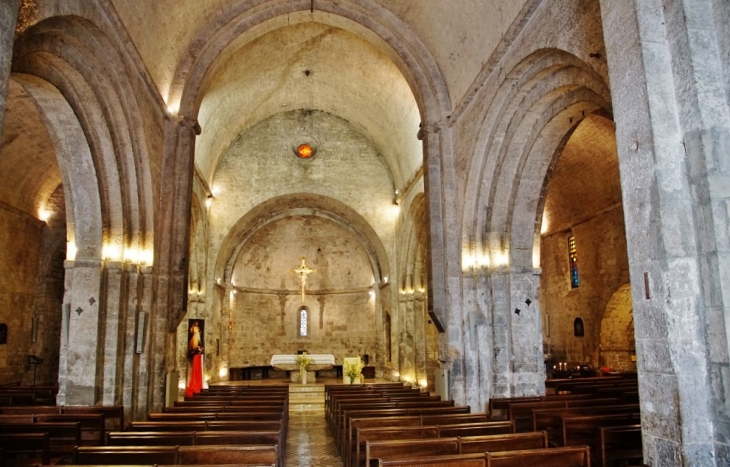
[188,109,396,380]
[0,206,43,384]
[540,206,630,368]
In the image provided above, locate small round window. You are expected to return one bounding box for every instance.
[297,144,313,159]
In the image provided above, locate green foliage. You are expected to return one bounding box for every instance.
[343,357,365,378]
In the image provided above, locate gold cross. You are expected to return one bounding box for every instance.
[293,256,316,303]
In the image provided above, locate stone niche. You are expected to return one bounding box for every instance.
[227,214,379,368]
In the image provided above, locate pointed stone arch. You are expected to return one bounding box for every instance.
[10,15,156,408]
[459,48,613,408]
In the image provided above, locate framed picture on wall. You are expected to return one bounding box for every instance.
[187,319,205,359]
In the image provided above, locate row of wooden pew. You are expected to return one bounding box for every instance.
[0,383,288,466]
[325,376,643,467]
[0,385,57,406]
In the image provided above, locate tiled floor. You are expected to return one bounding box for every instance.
[285,408,343,467]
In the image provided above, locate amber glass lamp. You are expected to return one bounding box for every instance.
[297,144,313,159]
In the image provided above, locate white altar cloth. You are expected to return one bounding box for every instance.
[270,354,335,371]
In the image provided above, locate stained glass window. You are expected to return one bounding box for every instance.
[299,308,308,337]
[568,235,579,288]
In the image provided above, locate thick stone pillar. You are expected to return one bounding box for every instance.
[58,257,103,406]
[600,1,730,465]
[101,261,124,405]
[0,0,19,137]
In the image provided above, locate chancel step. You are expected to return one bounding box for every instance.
[289,383,325,412]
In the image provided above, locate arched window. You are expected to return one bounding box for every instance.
[384,312,392,362]
[568,235,579,288]
[298,307,308,337]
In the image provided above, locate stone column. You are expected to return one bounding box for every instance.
[600,1,730,465]
[57,257,103,406]
[0,0,19,137]
[101,261,124,406]
[121,263,140,423]
[132,266,154,420]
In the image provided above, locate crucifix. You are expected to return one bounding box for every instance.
[293,256,316,303]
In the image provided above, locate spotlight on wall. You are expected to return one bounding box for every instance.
[205,195,213,209]
[38,209,50,222]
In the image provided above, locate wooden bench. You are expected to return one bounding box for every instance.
[378,453,486,466]
[561,413,641,448]
[367,432,549,466]
[74,445,179,464]
[345,416,421,457]
[366,437,459,467]
[147,411,283,422]
[437,421,514,438]
[106,430,197,446]
[129,420,208,431]
[34,413,106,445]
[485,445,591,467]
[0,432,51,465]
[353,426,439,467]
[63,405,125,431]
[594,424,642,467]
[457,431,548,454]
[0,422,81,456]
[177,444,279,465]
[509,397,619,432]
[533,403,639,446]
[107,431,281,465]
[73,444,279,466]
[421,413,490,426]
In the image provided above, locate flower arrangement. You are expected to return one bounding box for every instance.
[343,357,365,380]
[295,352,314,371]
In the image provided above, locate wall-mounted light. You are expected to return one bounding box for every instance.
[38,209,50,222]
[102,244,123,262]
[205,195,213,209]
[66,242,77,261]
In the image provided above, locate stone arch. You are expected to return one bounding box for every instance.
[215,193,390,287]
[169,0,454,337]
[9,15,156,406]
[169,0,450,123]
[13,16,155,257]
[458,48,613,405]
[463,49,612,256]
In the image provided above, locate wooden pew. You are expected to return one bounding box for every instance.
[421,413,490,426]
[34,413,106,445]
[346,416,421,457]
[106,430,197,446]
[147,411,282,422]
[594,424,642,467]
[509,397,619,432]
[485,446,591,467]
[177,445,279,465]
[129,420,208,431]
[366,437,459,467]
[367,431,549,466]
[106,431,282,465]
[353,426,439,467]
[437,421,514,438]
[378,453,486,466]
[458,431,548,454]
[74,445,179,464]
[533,403,639,446]
[0,432,51,465]
[63,405,125,431]
[0,422,81,456]
[561,413,641,448]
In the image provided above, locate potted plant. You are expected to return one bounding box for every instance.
[295,352,314,384]
[343,356,365,384]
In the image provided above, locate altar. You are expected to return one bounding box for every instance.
[270,354,335,383]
